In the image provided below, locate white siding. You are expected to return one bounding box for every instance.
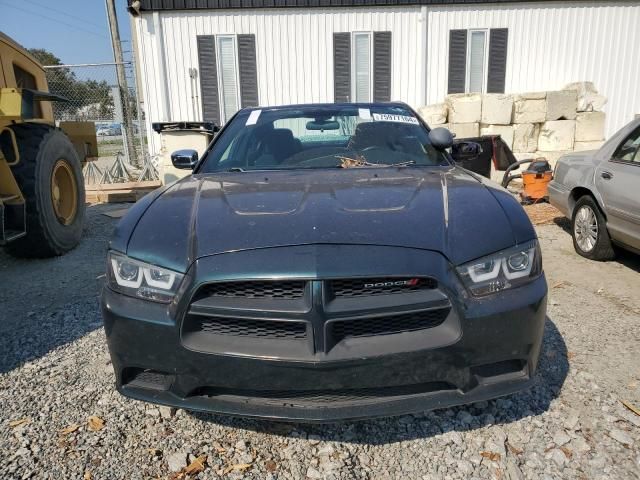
[135,6,424,154]
[426,1,640,137]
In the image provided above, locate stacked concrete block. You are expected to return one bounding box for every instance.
[448,123,480,139]
[575,112,606,142]
[564,82,607,112]
[546,90,578,120]
[574,140,605,152]
[481,94,513,125]
[446,94,482,124]
[419,82,607,158]
[538,120,576,152]
[512,123,540,153]
[418,103,448,126]
[480,124,514,149]
[513,92,547,124]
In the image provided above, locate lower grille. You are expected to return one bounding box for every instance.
[190,382,455,405]
[330,308,450,342]
[190,315,307,340]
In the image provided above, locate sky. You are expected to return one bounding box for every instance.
[0,0,132,64]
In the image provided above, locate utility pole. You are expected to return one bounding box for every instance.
[105,0,137,167]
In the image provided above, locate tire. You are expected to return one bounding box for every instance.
[4,123,85,258]
[571,195,615,261]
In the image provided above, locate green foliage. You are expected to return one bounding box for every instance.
[28,48,115,119]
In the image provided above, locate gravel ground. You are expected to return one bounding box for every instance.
[1,205,639,480]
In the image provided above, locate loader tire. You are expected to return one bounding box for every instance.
[5,123,85,257]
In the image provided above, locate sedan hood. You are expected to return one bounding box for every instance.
[125,168,530,271]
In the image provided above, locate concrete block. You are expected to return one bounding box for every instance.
[446,94,482,123]
[449,123,480,139]
[538,120,575,152]
[418,103,448,125]
[546,90,577,120]
[480,124,514,150]
[563,82,607,112]
[481,94,513,125]
[513,93,547,123]
[575,112,605,142]
[574,140,605,152]
[512,123,540,153]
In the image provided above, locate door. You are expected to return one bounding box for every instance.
[595,125,640,250]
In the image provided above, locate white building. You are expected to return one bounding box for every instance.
[128,0,640,156]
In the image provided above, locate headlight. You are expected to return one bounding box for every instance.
[107,251,184,303]
[456,240,542,297]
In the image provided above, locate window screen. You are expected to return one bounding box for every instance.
[353,33,372,103]
[217,36,240,122]
[467,31,486,93]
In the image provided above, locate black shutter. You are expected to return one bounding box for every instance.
[333,33,351,103]
[447,29,467,94]
[196,35,220,125]
[237,34,259,108]
[373,31,392,102]
[487,28,508,94]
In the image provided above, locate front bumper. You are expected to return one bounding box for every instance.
[101,246,547,422]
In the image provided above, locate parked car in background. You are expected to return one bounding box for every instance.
[101,102,547,422]
[549,118,640,260]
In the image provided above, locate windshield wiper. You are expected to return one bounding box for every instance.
[336,155,416,169]
[226,167,246,172]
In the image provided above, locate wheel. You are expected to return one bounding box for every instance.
[571,196,615,261]
[5,123,85,257]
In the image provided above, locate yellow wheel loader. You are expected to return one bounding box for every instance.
[0,32,85,257]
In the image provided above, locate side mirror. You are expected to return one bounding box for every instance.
[171,149,198,170]
[429,127,455,150]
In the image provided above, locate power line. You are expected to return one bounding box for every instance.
[25,0,106,29]
[0,2,110,40]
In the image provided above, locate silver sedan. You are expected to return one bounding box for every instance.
[549,118,640,260]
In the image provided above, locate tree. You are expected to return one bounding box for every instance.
[29,48,114,120]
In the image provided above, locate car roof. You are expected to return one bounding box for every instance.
[239,101,414,113]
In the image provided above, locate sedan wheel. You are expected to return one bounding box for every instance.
[574,205,598,252]
[571,196,615,261]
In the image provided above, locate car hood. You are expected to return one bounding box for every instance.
[123,167,533,272]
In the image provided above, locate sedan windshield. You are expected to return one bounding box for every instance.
[199,105,448,172]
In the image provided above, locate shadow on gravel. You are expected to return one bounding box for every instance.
[189,317,569,444]
[0,205,116,373]
[553,217,640,273]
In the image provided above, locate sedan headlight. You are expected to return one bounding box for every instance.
[456,240,542,297]
[107,251,184,303]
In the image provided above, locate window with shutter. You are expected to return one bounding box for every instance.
[373,32,392,102]
[448,30,468,94]
[333,33,351,103]
[237,34,259,108]
[217,36,240,123]
[353,32,372,103]
[197,35,220,125]
[487,28,508,94]
[467,30,487,93]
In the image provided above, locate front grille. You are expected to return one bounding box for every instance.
[190,382,455,405]
[330,277,437,297]
[193,315,307,340]
[196,281,306,299]
[330,308,450,342]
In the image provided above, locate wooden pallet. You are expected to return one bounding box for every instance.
[85,180,162,204]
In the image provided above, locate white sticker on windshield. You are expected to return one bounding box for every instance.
[372,113,419,125]
[359,108,372,120]
[246,109,261,126]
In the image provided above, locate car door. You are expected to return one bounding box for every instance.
[595,125,640,250]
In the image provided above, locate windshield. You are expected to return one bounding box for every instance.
[199,105,449,172]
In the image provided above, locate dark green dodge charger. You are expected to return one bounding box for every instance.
[101,103,547,422]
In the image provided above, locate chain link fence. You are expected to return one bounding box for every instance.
[42,61,150,181]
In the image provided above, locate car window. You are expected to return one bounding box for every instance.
[199,105,448,173]
[613,126,640,163]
